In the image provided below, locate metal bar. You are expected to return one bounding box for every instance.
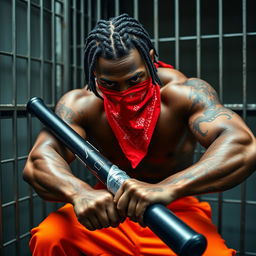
[51,0,56,102]
[217,0,223,235]
[63,0,70,93]
[3,231,30,247]
[2,103,256,112]
[40,0,44,98]
[26,0,34,231]
[244,252,256,256]
[224,103,256,111]
[153,0,159,53]
[27,0,31,104]
[151,32,256,42]
[18,0,66,4]
[97,0,101,20]
[2,194,38,208]
[193,0,202,189]
[11,0,20,253]
[12,0,17,107]
[39,0,46,219]
[1,156,27,164]
[13,108,20,253]
[2,32,256,56]
[0,82,3,256]
[240,0,247,254]
[174,0,179,69]
[73,0,77,88]
[80,0,85,88]
[218,0,223,101]
[87,0,92,32]
[18,0,65,19]
[115,0,119,16]
[196,0,201,78]
[1,33,256,56]
[0,104,55,111]
[0,51,64,65]
[133,0,138,20]
[199,197,256,206]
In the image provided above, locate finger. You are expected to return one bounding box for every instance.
[113,185,124,204]
[89,215,102,230]
[106,205,123,227]
[97,209,111,228]
[136,200,149,227]
[127,198,138,221]
[81,218,96,231]
[116,191,130,217]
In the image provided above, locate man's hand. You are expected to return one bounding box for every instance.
[114,179,174,227]
[72,189,124,231]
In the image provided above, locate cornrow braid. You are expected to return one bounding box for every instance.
[84,13,161,98]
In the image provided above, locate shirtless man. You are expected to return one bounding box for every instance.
[23,14,256,255]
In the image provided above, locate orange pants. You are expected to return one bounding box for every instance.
[29,196,236,256]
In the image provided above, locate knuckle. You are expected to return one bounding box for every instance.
[86,204,96,213]
[123,179,130,186]
[76,209,87,220]
[140,193,148,201]
[140,192,151,202]
[104,194,113,203]
[123,179,134,189]
[129,186,137,193]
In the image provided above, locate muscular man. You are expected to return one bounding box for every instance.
[23,14,256,255]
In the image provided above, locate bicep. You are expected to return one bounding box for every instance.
[186,78,251,147]
[189,106,239,147]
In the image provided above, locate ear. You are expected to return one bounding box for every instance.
[149,49,155,62]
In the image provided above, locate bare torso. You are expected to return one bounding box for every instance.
[64,67,196,183]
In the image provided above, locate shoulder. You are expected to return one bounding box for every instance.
[183,78,221,112]
[160,76,221,114]
[157,67,187,86]
[55,87,103,125]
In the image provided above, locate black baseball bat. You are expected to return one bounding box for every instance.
[27,97,207,256]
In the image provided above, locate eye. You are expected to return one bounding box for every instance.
[129,74,142,84]
[100,80,116,88]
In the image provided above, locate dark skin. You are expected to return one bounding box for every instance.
[23,48,256,231]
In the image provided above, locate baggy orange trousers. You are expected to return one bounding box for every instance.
[29,196,236,256]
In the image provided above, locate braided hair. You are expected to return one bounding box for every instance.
[84,13,161,98]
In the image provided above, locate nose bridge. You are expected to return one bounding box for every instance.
[119,80,129,91]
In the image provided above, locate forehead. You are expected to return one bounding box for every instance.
[95,48,146,77]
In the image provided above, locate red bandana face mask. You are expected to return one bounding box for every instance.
[98,78,161,168]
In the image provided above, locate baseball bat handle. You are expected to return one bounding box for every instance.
[26,97,207,256]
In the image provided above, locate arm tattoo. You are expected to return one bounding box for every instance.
[186,79,234,136]
[55,100,76,124]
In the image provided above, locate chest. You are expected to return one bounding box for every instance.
[86,103,193,167]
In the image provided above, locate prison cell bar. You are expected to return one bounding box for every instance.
[0,0,66,254]
[217,0,224,236]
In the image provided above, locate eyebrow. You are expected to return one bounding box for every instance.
[99,71,144,84]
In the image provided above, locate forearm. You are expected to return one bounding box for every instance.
[164,132,256,198]
[23,147,93,203]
